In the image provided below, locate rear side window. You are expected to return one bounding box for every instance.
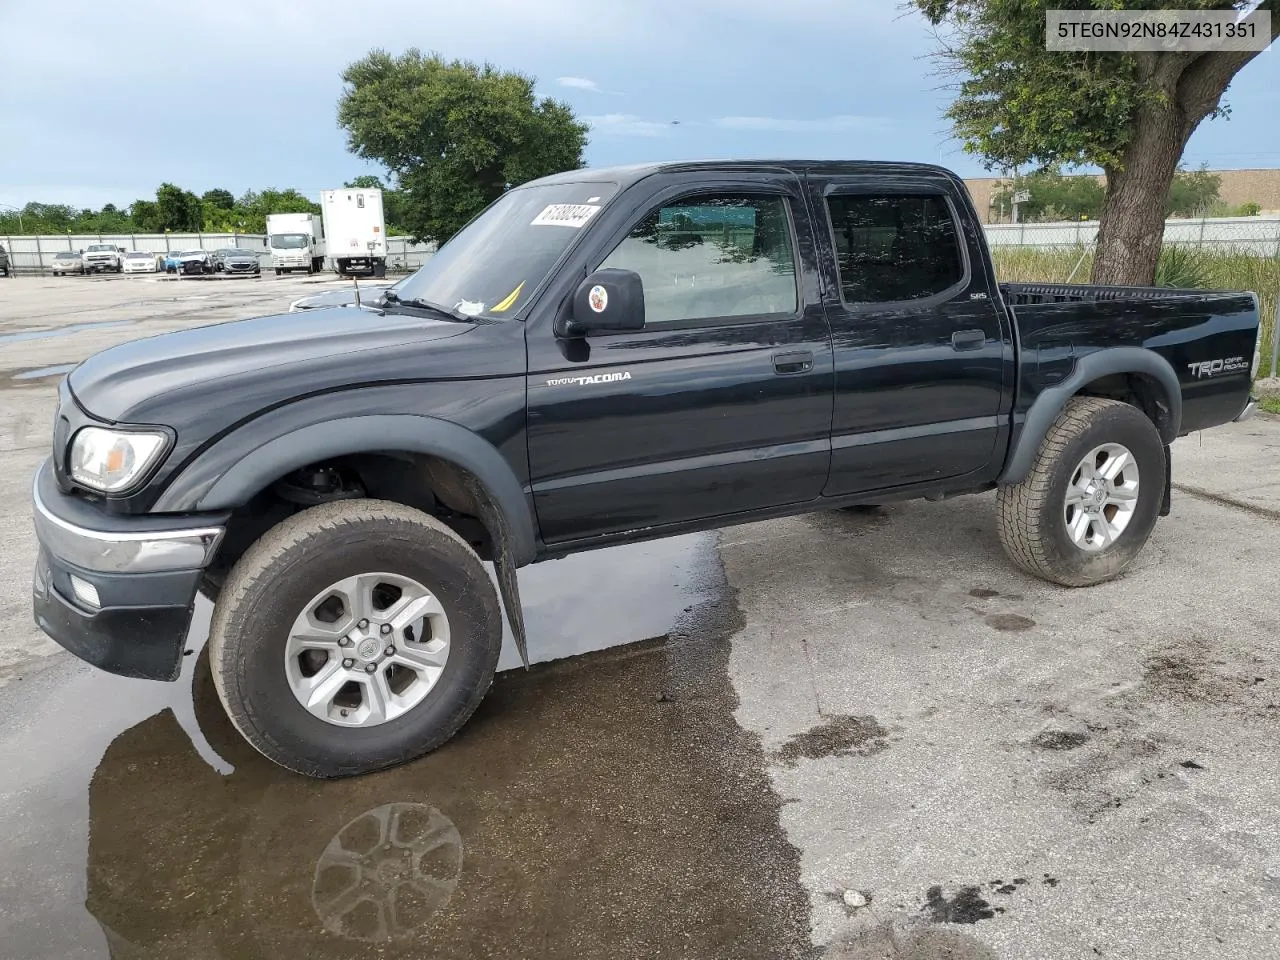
[826,194,964,304]
[600,193,798,324]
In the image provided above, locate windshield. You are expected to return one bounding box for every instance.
[270,234,310,249]
[392,181,618,321]
[125,252,152,258]
[87,244,114,252]
[226,249,256,257]
[56,252,77,259]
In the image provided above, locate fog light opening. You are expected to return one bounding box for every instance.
[69,575,101,609]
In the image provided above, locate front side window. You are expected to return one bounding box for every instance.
[600,193,797,325]
[826,194,964,303]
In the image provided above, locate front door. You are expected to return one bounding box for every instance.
[526,180,834,545]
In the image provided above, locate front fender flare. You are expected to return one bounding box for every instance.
[153,414,536,566]
[1000,347,1182,486]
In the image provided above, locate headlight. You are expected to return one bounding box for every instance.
[69,427,169,492]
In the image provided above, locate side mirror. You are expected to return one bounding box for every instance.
[566,268,645,335]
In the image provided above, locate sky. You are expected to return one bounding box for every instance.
[0,0,1277,211]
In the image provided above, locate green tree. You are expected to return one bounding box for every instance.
[234,188,320,233]
[1165,165,1222,217]
[913,0,1279,285]
[154,183,203,232]
[993,168,1106,221]
[202,188,236,210]
[130,199,161,232]
[337,49,588,243]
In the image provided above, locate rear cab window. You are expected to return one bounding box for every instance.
[825,193,965,304]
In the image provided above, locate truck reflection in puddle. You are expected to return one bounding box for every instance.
[83,551,812,960]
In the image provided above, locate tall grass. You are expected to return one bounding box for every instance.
[991,245,1280,377]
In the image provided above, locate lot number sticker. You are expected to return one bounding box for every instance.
[531,203,601,228]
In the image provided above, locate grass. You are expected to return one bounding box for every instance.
[990,245,1280,377]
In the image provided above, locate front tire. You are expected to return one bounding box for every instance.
[208,500,503,778]
[997,396,1164,587]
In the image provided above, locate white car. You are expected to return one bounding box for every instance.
[122,251,160,274]
[50,251,86,276]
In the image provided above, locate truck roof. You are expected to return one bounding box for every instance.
[527,159,964,189]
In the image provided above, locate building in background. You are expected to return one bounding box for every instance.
[965,168,1280,223]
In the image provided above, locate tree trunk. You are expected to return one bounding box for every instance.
[1091,105,1186,287]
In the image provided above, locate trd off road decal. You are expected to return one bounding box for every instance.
[1187,356,1248,378]
[546,371,632,387]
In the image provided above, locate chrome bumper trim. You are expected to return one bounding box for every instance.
[1235,397,1258,423]
[32,478,224,574]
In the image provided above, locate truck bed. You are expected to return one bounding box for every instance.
[1001,282,1260,436]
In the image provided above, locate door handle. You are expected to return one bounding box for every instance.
[773,350,813,375]
[951,329,985,351]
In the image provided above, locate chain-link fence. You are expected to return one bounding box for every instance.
[0,233,438,275]
[985,214,1280,254]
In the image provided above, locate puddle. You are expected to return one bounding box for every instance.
[0,533,814,959]
[13,363,77,381]
[0,319,135,345]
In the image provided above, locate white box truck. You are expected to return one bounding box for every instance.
[320,188,388,278]
[266,212,325,275]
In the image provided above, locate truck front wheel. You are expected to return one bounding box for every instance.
[997,396,1164,587]
[207,499,503,778]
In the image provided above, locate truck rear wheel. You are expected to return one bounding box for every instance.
[997,397,1164,587]
[208,499,503,778]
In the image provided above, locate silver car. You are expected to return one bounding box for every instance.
[51,251,85,276]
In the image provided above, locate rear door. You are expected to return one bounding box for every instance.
[526,173,834,544]
[807,173,1011,495]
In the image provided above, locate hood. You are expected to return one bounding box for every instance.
[290,284,393,311]
[68,306,475,424]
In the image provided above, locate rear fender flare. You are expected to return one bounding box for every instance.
[1000,347,1182,486]
[154,414,536,566]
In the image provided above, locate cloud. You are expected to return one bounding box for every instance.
[557,76,601,91]
[584,114,675,137]
[713,115,888,133]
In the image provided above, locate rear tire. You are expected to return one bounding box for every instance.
[208,499,503,778]
[997,397,1164,587]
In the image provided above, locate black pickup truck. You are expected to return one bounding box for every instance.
[32,160,1260,777]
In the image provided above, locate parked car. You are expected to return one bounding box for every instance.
[50,251,85,276]
[169,250,213,275]
[30,159,1261,780]
[83,243,123,274]
[0,243,10,277]
[213,247,262,276]
[122,251,160,274]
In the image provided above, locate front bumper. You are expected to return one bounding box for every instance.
[224,262,260,273]
[30,459,226,681]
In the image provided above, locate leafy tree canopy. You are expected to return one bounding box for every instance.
[913,0,1278,283]
[337,49,588,243]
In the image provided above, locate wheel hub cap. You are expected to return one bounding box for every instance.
[284,572,452,728]
[1063,442,1140,552]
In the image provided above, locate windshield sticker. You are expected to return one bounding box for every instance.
[530,203,601,228]
[588,285,608,313]
[490,281,525,313]
[454,300,486,317]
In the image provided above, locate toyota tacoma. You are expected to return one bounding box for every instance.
[31,160,1260,778]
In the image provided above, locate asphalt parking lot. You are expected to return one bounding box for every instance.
[0,273,1278,959]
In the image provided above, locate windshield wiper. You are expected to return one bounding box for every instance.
[381,291,470,322]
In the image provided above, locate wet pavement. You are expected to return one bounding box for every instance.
[0,534,816,960]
